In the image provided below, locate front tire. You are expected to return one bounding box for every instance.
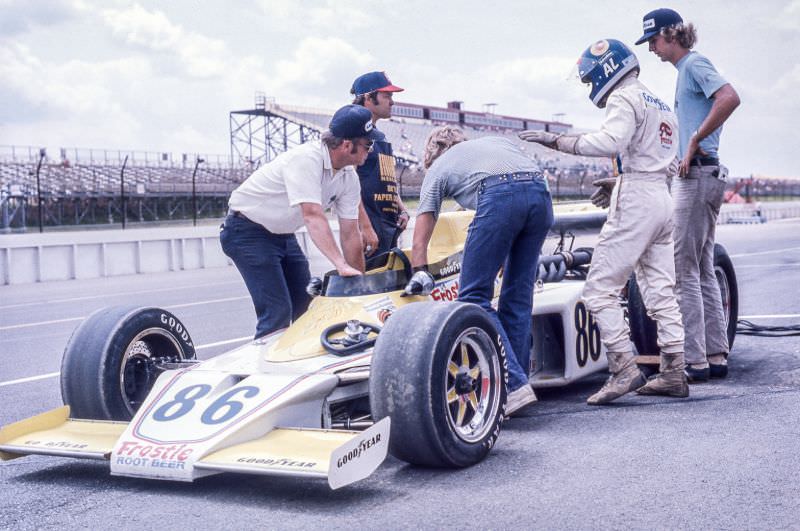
[61,306,196,420]
[370,302,507,468]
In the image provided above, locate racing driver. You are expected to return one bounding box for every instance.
[519,39,689,404]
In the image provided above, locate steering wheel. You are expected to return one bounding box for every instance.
[321,321,382,356]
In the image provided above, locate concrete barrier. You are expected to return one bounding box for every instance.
[1,201,797,286]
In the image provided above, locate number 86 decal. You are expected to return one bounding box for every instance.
[574,302,601,367]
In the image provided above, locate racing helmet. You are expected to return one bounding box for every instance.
[576,39,639,108]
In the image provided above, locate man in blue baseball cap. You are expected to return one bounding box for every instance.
[636,8,740,382]
[220,104,375,340]
[350,71,410,258]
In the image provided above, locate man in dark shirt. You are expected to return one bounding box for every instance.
[350,71,410,257]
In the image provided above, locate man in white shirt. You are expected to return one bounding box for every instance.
[520,39,688,405]
[220,104,374,339]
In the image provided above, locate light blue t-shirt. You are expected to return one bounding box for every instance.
[417,136,543,219]
[675,51,729,158]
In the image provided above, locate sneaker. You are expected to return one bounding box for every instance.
[506,384,538,416]
[685,363,710,382]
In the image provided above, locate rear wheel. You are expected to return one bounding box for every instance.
[370,302,507,468]
[629,243,738,356]
[61,306,196,420]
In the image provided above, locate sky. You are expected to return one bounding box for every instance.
[1,0,798,178]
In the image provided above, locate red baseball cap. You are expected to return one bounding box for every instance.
[350,71,404,96]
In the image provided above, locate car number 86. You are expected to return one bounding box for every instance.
[574,302,601,367]
[152,384,260,425]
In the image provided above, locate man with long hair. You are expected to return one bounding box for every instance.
[636,8,741,381]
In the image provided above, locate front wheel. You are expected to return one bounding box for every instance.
[370,302,507,468]
[61,306,196,421]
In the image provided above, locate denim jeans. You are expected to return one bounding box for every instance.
[457,176,553,391]
[672,166,729,364]
[220,213,311,339]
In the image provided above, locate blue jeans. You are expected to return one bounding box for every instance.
[457,175,554,391]
[220,213,311,339]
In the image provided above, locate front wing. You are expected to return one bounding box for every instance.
[0,371,389,490]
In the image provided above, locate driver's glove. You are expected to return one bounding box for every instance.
[402,270,435,297]
[590,177,617,209]
[306,276,323,297]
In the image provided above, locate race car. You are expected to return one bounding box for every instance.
[0,207,738,489]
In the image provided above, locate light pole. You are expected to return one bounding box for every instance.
[192,157,205,226]
[120,155,129,229]
[35,148,46,233]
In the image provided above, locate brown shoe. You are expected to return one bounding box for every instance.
[637,352,689,397]
[587,352,646,405]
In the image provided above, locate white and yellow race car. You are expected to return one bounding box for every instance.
[0,208,738,489]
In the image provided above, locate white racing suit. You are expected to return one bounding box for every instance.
[573,75,684,357]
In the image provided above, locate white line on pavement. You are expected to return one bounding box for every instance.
[730,246,800,258]
[0,281,243,310]
[739,314,800,319]
[0,296,250,331]
[0,335,252,388]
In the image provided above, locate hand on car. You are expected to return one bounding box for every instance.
[401,270,435,297]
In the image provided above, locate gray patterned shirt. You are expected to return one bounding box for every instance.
[417,136,543,219]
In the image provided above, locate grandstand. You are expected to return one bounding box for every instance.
[9,94,789,232]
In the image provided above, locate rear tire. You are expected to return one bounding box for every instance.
[629,243,738,356]
[370,302,507,468]
[61,306,196,420]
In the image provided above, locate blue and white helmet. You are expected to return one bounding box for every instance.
[576,39,639,108]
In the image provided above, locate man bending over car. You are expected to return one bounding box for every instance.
[404,128,553,416]
[221,105,374,340]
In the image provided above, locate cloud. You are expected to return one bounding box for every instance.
[255,0,374,31]
[0,0,77,36]
[268,37,372,103]
[100,3,228,78]
[773,0,800,30]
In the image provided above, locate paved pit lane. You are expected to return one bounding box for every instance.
[2,219,799,529]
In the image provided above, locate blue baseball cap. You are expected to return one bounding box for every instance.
[635,8,683,45]
[329,104,381,140]
[350,71,404,96]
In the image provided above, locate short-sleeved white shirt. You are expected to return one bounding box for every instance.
[227,140,361,234]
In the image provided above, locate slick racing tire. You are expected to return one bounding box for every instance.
[370,302,507,468]
[628,243,738,357]
[61,306,196,421]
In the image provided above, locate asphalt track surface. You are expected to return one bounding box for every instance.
[2,220,799,529]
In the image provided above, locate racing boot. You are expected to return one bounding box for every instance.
[587,351,646,405]
[636,351,689,398]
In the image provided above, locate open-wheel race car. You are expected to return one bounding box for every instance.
[0,207,739,489]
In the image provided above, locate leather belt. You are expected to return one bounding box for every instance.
[481,171,545,188]
[689,157,719,167]
[228,209,253,222]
